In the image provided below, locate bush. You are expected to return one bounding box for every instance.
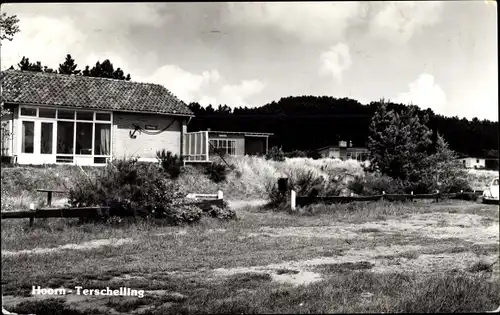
[169,204,203,225]
[205,205,237,220]
[348,173,405,196]
[265,181,288,207]
[67,159,186,221]
[265,146,285,162]
[156,149,184,179]
[205,162,229,183]
[285,150,308,158]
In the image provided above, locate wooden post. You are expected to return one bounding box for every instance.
[29,203,35,227]
[436,190,440,202]
[382,191,385,201]
[47,191,52,207]
[291,190,296,211]
[411,191,414,202]
[217,190,223,200]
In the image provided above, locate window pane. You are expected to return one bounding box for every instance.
[76,111,94,121]
[39,108,56,118]
[41,122,53,154]
[94,124,111,155]
[76,122,93,155]
[58,110,75,119]
[96,113,111,121]
[57,121,74,154]
[21,121,34,153]
[20,107,37,116]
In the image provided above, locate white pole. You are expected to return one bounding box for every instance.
[217,190,223,200]
[291,190,296,211]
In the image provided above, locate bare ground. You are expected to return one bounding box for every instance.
[2,199,499,313]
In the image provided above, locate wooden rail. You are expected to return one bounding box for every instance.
[292,190,482,209]
[1,200,224,226]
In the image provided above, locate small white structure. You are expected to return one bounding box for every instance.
[458,157,486,169]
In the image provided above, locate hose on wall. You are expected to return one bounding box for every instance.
[129,119,178,139]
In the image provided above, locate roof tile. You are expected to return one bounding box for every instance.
[0,70,194,116]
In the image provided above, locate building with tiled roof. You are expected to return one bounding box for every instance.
[1,70,194,165]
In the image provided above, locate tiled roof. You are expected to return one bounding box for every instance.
[0,70,194,116]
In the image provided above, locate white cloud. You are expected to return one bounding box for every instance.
[219,79,266,107]
[0,3,171,72]
[136,65,264,107]
[198,96,218,107]
[394,73,448,115]
[319,43,352,82]
[1,16,87,70]
[225,2,363,42]
[136,65,221,102]
[369,1,443,43]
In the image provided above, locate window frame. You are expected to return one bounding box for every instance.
[18,106,113,163]
[209,139,236,155]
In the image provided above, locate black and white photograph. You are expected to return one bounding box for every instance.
[0,1,499,314]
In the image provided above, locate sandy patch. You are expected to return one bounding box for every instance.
[243,212,499,245]
[227,199,267,210]
[2,238,134,257]
[155,229,187,237]
[213,244,498,286]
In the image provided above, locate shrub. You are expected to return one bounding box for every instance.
[205,205,237,220]
[288,169,325,196]
[348,173,405,196]
[205,162,229,183]
[169,204,203,225]
[265,146,285,162]
[265,181,288,207]
[156,149,184,179]
[67,159,186,221]
[285,150,308,158]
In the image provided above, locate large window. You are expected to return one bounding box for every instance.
[94,124,111,155]
[22,121,34,153]
[76,122,93,155]
[19,106,112,163]
[40,122,53,154]
[209,139,236,155]
[57,121,74,154]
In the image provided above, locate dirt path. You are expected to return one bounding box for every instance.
[226,199,268,209]
[1,238,134,257]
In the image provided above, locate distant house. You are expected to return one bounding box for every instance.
[183,129,273,162]
[0,70,194,165]
[458,157,487,169]
[317,140,370,161]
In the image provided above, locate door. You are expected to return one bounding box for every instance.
[17,120,56,164]
[38,121,56,163]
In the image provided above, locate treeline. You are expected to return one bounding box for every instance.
[187,96,499,158]
[8,54,131,81]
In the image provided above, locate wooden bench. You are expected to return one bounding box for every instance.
[28,189,68,226]
[36,189,68,207]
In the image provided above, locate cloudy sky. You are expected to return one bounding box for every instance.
[1,2,497,120]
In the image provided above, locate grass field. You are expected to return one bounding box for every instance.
[1,199,499,314]
[1,159,499,314]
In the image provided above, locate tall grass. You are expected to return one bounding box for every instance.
[1,158,495,207]
[467,169,499,190]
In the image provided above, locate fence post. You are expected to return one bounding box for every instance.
[217,190,223,200]
[382,191,385,201]
[436,190,439,202]
[291,190,296,211]
[411,191,414,202]
[29,203,35,227]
